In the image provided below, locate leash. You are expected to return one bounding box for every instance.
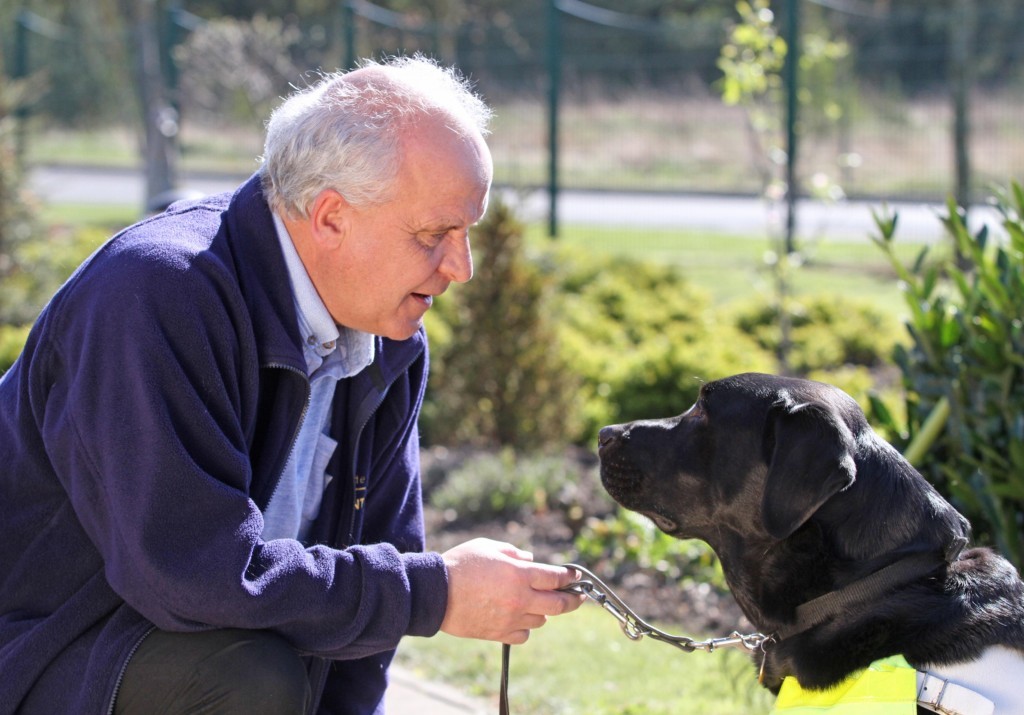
[498,563,770,714]
[497,552,955,713]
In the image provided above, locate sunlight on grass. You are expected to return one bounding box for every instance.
[40,202,139,231]
[396,603,776,715]
[525,222,923,319]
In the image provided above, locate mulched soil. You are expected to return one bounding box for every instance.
[420,446,754,637]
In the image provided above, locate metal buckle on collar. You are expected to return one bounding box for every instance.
[917,671,995,715]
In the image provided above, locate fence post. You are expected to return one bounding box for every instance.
[950,0,974,219]
[782,0,800,256]
[546,0,561,238]
[343,1,356,70]
[13,10,30,164]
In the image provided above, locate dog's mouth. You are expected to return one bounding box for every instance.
[599,460,645,503]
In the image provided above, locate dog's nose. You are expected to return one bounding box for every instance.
[598,425,627,448]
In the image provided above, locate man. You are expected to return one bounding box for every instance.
[0,56,582,714]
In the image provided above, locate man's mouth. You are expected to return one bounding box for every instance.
[412,293,433,308]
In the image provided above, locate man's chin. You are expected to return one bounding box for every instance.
[383,318,425,342]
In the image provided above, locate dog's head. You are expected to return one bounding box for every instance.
[598,372,967,555]
[599,372,871,542]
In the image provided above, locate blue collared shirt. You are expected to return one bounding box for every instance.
[261,213,375,542]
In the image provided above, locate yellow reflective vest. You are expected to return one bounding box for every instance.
[770,655,917,714]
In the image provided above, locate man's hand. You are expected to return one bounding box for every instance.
[439,538,585,644]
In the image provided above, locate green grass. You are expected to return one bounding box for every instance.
[39,202,139,231]
[33,200,922,326]
[27,124,263,176]
[27,127,139,168]
[396,603,776,714]
[525,222,924,318]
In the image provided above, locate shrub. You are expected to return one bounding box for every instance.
[551,249,776,439]
[731,294,902,373]
[424,200,907,448]
[573,508,726,590]
[870,182,1024,566]
[427,448,607,526]
[0,323,30,373]
[421,196,581,449]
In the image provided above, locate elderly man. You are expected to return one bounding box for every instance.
[0,56,582,714]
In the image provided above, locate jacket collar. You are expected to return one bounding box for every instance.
[219,174,426,379]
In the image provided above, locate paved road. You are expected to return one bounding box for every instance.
[30,164,1003,243]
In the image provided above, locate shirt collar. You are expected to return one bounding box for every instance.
[272,212,374,378]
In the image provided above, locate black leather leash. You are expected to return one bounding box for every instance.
[499,643,511,715]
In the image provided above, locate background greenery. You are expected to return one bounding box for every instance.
[4,1,1024,711]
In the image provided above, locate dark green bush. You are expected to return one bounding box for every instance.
[551,250,776,438]
[421,197,582,449]
[870,182,1024,566]
[425,204,906,447]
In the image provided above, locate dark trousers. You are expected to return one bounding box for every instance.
[114,628,313,715]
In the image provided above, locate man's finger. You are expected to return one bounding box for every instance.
[527,587,585,617]
[524,563,581,591]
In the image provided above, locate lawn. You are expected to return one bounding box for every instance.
[395,601,777,715]
[37,194,921,320]
[524,222,925,319]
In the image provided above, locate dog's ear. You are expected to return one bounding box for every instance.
[761,400,857,540]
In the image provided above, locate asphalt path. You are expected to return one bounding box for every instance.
[30,164,1004,244]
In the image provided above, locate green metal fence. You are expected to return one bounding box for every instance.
[6,0,1023,235]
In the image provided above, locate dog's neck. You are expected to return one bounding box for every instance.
[719,442,971,632]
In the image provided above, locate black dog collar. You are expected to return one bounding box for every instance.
[775,551,947,641]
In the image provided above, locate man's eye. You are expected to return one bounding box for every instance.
[418,231,448,247]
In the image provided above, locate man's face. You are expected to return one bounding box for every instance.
[310,120,492,341]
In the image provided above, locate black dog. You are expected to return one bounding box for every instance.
[598,372,1024,712]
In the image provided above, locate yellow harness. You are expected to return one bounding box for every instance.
[770,655,918,714]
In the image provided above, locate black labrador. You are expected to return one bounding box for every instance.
[598,372,1024,712]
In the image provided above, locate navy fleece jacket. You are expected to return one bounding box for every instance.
[0,175,448,714]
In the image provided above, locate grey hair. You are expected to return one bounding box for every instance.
[259,55,492,219]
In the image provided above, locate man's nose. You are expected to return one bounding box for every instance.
[441,233,473,283]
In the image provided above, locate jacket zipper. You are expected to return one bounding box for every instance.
[342,345,423,545]
[261,362,312,512]
[344,388,389,544]
[105,626,156,715]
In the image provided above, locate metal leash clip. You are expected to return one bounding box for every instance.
[560,563,769,655]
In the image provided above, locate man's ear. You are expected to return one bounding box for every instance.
[761,399,857,540]
[308,189,350,248]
